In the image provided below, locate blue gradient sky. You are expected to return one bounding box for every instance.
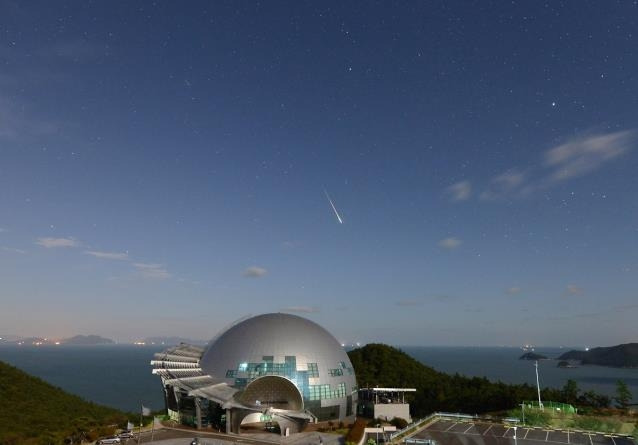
[1,1,637,345]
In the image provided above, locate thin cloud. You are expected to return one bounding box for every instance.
[438,237,462,249]
[35,237,79,248]
[133,263,171,280]
[2,246,27,254]
[565,284,584,296]
[45,40,105,60]
[85,250,129,261]
[446,180,472,201]
[0,93,59,141]
[481,170,528,201]
[396,298,424,307]
[506,286,522,296]
[280,306,320,314]
[458,130,636,201]
[544,130,635,183]
[243,266,267,278]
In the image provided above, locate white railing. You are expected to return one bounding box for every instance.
[389,412,479,441]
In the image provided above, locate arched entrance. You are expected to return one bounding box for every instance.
[238,375,303,411]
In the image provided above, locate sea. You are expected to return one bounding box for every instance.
[0,345,636,413]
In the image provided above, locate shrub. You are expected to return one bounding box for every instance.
[390,417,409,429]
[346,419,368,444]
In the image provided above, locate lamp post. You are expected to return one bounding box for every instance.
[376,424,380,445]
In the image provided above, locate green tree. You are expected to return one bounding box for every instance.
[613,380,632,410]
[562,379,579,405]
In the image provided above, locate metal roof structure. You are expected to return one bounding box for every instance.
[151,313,358,430]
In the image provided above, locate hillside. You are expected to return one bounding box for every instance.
[0,361,129,445]
[62,335,114,345]
[559,343,638,367]
[348,344,568,416]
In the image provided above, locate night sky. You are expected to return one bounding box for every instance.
[1,1,637,346]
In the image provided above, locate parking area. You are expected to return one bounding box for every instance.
[409,419,635,445]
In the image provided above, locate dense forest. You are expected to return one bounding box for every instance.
[0,361,130,445]
[347,344,611,417]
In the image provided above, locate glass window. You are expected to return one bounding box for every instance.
[307,363,319,378]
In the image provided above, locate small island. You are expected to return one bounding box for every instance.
[519,352,548,360]
[557,360,578,368]
[558,343,638,368]
[61,335,114,345]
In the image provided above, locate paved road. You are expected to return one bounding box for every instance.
[408,419,634,445]
[118,426,341,445]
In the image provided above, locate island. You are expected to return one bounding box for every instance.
[557,360,578,368]
[61,335,114,345]
[558,343,638,368]
[519,352,548,360]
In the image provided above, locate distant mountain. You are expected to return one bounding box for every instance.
[142,336,208,346]
[519,352,548,360]
[558,343,638,368]
[3,336,49,345]
[61,335,114,345]
[0,334,23,343]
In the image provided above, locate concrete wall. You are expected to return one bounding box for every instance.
[373,404,411,422]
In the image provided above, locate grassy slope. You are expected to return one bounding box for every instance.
[0,360,129,444]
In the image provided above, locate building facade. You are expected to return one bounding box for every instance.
[151,313,358,434]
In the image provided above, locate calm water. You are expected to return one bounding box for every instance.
[0,344,165,413]
[0,345,636,412]
[403,346,638,403]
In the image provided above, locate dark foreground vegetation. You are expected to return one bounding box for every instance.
[348,344,627,417]
[0,361,131,445]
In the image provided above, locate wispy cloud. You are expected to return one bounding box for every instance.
[454,130,636,202]
[481,169,528,200]
[565,284,584,296]
[544,131,634,183]
[133,263,171,280]
[85,250,129,261]
[280,306,320,314]
[243,266,267,278]
[0,94,59,141]
[44,40,106,61]
[395,298,424,307]
[35,237,79,248]
[438,237,462,249]
[506,286,522,296]
[446,180,472,201]
[2,246,27,254]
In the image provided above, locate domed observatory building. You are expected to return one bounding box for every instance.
[151,313,358,434]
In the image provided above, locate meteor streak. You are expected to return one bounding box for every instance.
[324,189,343,224]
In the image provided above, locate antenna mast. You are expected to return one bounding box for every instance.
[535,361,544,411]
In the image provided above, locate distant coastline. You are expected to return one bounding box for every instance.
[558,343,638,368]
